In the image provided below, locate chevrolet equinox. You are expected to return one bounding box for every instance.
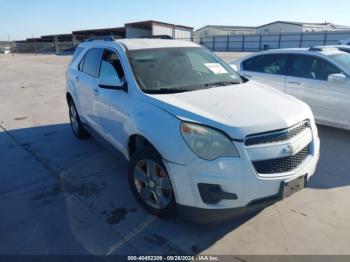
[66,39,320,223]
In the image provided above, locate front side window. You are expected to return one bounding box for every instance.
[81,48,103,78]
[290,55,341,81]
[323,60,342,77]
[127,47,241,93]
[100,49,125,82]
[243,54,288,75]
[329,53,350,75]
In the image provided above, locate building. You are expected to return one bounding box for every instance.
[194,25,256,37]
[256,21,350,34]
[125,20,193,39]
[14,20,193,53]
[72,27,126,42]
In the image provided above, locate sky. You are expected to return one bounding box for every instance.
[0,0,349,41]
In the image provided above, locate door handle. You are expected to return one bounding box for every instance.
[93,88,99,95]
[75,76,79,82]
[287,81,301,85]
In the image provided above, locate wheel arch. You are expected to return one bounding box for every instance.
[128,134,161,159]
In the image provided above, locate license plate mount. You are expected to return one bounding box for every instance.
[281,175,307,199]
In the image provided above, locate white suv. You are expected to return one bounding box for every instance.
[66,39,320,223]
[231,47,350,130]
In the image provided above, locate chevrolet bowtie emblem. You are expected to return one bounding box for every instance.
[281,143,302,157]
[281,145,296,157]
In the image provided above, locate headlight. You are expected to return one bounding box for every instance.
[181,122,239,160]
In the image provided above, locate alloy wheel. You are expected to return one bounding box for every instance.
[133,159,172,210]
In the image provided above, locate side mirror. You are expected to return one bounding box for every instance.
[98,75,127,91]
[328,73,347,84]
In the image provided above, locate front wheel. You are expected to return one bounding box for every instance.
[128,148,176,217]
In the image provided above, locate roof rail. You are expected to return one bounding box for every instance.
[140,35,173,40]
[309,46,338,52]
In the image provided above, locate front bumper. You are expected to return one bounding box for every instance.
[164,131,320,221]
[177,192,281,224]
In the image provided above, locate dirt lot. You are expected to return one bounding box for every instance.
[1,53,350,255]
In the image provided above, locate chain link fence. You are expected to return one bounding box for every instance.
[13,41,75,55]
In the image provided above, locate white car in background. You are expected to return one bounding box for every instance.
[66,39,320,223]
[338,38,350,45]
[230,47,350,130]
[334,45,350,54]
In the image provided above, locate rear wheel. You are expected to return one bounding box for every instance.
[128,148,175,217]
[68,100,89,139]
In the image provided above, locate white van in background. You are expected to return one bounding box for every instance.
[4,47,11,54]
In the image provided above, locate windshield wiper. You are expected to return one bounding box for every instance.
[143,88,195,94]
[204,81,239,87]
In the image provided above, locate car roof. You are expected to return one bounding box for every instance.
[79,38,200,50]
[232,46,350,77]
[115,39,199,50]
[250,47,343,57]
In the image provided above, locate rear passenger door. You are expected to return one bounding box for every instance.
[76,48,103,130]
[285,54,349,126]
[240,54,288,92]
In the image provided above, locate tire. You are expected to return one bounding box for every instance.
[68,99,89,139]
[128,148,176,217]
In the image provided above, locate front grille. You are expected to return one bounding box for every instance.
[245,121,309,146]
[253,145,309,174]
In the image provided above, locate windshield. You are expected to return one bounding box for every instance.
[329,53,350,74]
[127,47,242,93]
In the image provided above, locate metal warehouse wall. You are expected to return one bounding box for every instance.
[257,23,303,34]
[174,28,192,39]
[153,24,174,37]
[152,24,192,39]
[125,27,152,38]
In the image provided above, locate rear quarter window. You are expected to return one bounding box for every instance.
[70,47,84,65]
[80,48,103,78]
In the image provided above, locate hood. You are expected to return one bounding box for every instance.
[146,81,313,140]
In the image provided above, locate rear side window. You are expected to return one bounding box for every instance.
[243,54,288,75]
[81,48,103,78]
[70,47,84,65]
[290,55,341,81]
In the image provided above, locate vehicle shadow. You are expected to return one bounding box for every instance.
[308,125,350,189]
[0,123,259,255]
[1,122,349,255]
